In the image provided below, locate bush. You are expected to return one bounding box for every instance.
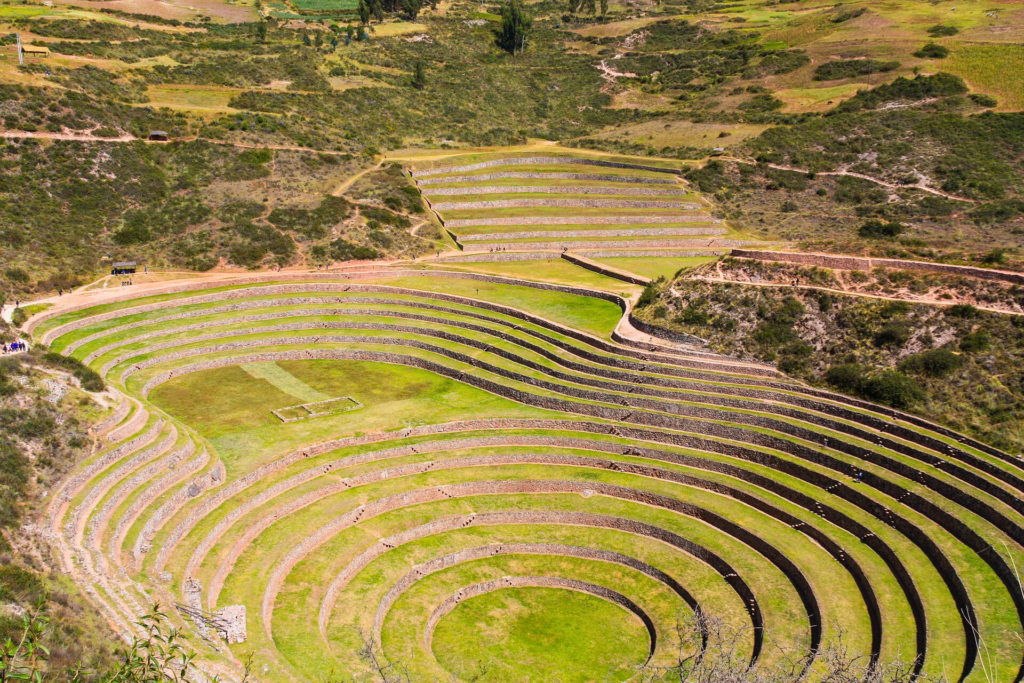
[825,363,866,392]
[968,199,1024,225]
[946,304,980,318]
[41,352,105,392]
[836,72,967,112]
[914,43,949,59]
[968,93,997,108]
[960,331,991,353]
[927,24,959,37]
[874,320,911,348]
[637,280,661,308]
[859,370,924,409]
[813,59,899,81]
[328,238,380,262]
[858,219,905,239]
[900,347,961,377]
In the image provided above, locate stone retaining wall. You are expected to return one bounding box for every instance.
[464,239,750,251]
[630,313,708,345]
[67,421,168,544]
[136,452,222,571]
[112,437,196,559]
[460,227,725,241]
[416,172,678,186]
[56,420,163,510]
[85,427,178,552]
[444,215,716,228]
[561,253,649,286]
[411,157,683,178]
[107,406,150,444]
[423,185,688,196]
[436,252,556,262]
[731,250,1024,286]
[434,199,700,211]
[580,250,727,259]
[91,397,131,437]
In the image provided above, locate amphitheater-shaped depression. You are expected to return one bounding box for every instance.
[34,265,1024,683]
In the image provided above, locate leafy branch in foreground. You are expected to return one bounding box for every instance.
[2,604,251,683]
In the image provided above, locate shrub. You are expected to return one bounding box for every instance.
[676,306,709,325]
[858,219,905,239]
[825,363,865,392]
[329,238,380,262]
[960,330,991,353]
[738,93,784,113]
[813,59,899,81]
[927,24,959,37]
[914,43,949,59]
[874,320,911,348]
[637,280,661,308]
[968,93,997,108]
[836,72,967,112]
[900,347,961,377]
[859,370,924,409]
[41,352,105,392]
[946,304,980,318]
[968,199,1024,225]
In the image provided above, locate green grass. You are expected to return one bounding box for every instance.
[378,276,625,337]
[433,260,640,295]
[147,359,554,468]
[943,43,1024,110]
[593,256,717,280]
[430,587,650,682]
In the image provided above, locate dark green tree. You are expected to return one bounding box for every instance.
[370,0,384,21]
[496,0,532,55]
[256,20,268,41]
[403,0,420,19]
[412,60,426,90]
[357,0,370,26]
[302,31,312,45]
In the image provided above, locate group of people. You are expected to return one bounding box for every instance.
[120,279,134,287]
[2,340,27,354]
[488,246,509,253]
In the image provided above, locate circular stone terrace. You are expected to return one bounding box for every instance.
[28,263,1024,683]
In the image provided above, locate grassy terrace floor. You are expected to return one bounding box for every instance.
[35,267,1024,683]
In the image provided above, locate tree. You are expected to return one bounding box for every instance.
[302,30,312,46]
[314,30,324,48]
[370,0,383,21]
[600,0,607,16]
[412,60,426,90]
[402,0,420,19]
[256,20,268,41]
[496,0,532,55]
[357,0,370,26]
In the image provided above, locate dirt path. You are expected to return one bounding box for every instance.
[332,158,384,197]
[718,156,977,204]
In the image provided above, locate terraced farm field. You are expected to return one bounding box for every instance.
[412,153,760,275]
[30,265,1024,683]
